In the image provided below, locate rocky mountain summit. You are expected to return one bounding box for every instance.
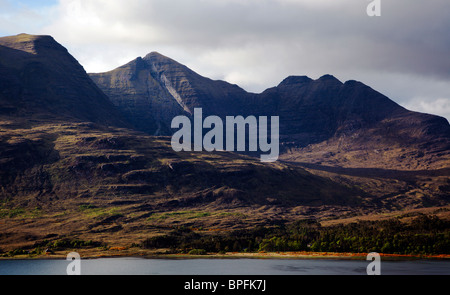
[89,52,249,135]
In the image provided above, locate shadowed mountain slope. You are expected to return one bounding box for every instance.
[89,52,249,135]
[0,34,129,127]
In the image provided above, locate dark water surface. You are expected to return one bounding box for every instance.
[1,257,449,275]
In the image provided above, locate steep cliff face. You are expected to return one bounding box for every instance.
[89,55,186,135]
[140,52,250,116]
[270,76,450,169]
[264,75,450,147]
[0,34,129,127]
[90,52,250,135]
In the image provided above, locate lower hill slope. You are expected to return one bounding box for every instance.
[0,121,369,251]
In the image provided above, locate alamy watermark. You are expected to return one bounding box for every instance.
[366,252,381,275]
[66,252,81,275]
[171,108,280,162]
[367,0,381,17]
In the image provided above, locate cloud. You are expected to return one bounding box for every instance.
[404,98,450,122]
[42,1,450,76]
[1,0,449,120]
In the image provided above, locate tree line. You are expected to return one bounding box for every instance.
[142,214,450,255]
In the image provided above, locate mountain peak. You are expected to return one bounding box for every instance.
[278,75,313,87]
[145,51,164,57]
[317,74,342,84]
[277,75,343,88]
[0,33,64,55]
[143,51,172,62]
[142,51,184,70]
[0,33,128,127]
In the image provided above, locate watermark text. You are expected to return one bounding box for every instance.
[171,108,279,162]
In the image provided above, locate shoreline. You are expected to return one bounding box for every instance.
[2,249,449,261]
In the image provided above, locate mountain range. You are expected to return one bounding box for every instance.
[0,33,449,251]
[90,51,450,170]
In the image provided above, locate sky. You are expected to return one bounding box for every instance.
[0,0,449,121]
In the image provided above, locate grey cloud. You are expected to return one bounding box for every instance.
[110,0,450,81]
